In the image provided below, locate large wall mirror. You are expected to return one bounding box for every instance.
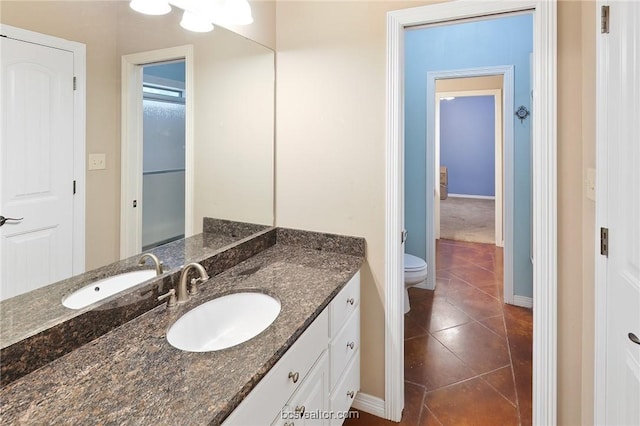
[0,1,274,346]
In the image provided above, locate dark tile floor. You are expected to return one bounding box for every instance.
[345,239,533,426]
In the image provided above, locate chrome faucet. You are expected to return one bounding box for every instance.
[137,253,164,276]
[176,262,210,304]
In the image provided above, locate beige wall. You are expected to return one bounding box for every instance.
[2,1,276,269]
[435,75,504,92]
[275,0,597,422]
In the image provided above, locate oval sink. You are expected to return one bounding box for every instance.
[62,270,157,310]
[166,292,281,352]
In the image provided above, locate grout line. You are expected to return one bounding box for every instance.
[422,402,444,426]
[501,292,523,425]
[414,384,428,425]
[478,368,518,408]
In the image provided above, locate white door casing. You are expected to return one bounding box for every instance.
[0,26,86,300]
[121,45,194,259]
[385,1,556,423]
[594,1,640,424]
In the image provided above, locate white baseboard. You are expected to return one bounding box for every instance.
[352,392,386,418]
[512,295,533,309]
[448,193,496,200]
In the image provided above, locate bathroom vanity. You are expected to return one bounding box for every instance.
[224,271,360,425]
[0,228,364,425]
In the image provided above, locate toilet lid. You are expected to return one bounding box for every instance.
[404,253,427,271]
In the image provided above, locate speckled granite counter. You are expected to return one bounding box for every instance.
[0,232,364,425]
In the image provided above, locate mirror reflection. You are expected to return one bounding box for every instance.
[0,1,274,343]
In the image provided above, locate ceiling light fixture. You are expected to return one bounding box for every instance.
[129,0,253,33]
[180,10,214,32]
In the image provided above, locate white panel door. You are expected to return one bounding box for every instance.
[601,1,640,424]
[0,37,75,300]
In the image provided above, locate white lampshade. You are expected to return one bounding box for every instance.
[180,10,214,32]
[129,0,171,15]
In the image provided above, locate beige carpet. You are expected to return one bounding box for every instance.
[440,197,495,244]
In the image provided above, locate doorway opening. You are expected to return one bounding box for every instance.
[120,45,194,259]
[141,60,186,250]
[384,1,557,424]
[436,88,503,247]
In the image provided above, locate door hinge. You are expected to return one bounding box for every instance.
[133,200,137,208]
[600,227,609,257]
[73,180,76,194]
[601,5,610,34]
[401,229,408,244]
[73,76,77,90]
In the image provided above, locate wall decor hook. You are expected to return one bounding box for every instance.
[515,105,530,123]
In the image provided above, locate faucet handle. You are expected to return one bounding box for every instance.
[158,288,177,308]
[189,277,200,296]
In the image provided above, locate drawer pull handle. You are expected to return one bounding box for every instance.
[347,390,355,399]
[284,422,295,426]
[288,371,300,383]
[347,341,355,350]
[347,298,355,305]
[295,405,306,415]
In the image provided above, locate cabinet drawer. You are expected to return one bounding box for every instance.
[273,351,329,426]
[224,308,329,425]
[329,307,359,391]
[329,351,360,426]
[329,272,360,338]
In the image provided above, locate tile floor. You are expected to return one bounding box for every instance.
[345,239,533,426]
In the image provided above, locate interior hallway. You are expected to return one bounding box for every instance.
[346,239,533,426]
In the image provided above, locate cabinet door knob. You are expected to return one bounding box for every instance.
[288,371,300,383]
[347,298,355,305]
[347,341,355,350]
[295,405,306,415]
[347,390,355,399]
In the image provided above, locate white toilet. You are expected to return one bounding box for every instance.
[404,253,428,314]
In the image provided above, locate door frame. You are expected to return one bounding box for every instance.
[385,1,557,423]
[120,45,194,258]
[435,88,504,247]
[0,24,86,275]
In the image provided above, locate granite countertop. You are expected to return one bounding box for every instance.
[0,241,363,425]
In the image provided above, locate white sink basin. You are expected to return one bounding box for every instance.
[62,270,157,309]
[166,292,281,352]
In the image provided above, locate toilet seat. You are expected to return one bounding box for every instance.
[404,253,427,272]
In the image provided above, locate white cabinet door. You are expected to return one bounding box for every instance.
[0,36,75,300]
[283,352,329,426]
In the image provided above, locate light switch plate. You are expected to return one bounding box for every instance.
[88,153,106,170]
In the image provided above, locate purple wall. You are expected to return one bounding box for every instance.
[440,95,495,196]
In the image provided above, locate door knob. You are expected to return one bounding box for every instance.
[0,216,23,227]
[629,333,640,345]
